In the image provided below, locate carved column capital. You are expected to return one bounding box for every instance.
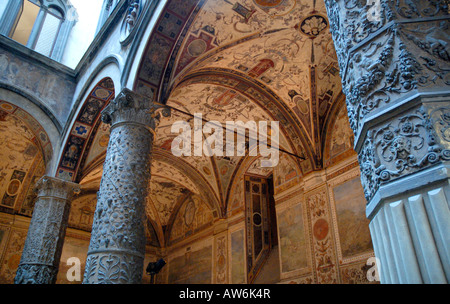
[34,176,81,200]
[101,88,171,133]
[358,99,450,203]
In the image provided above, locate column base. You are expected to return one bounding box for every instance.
[368,163,450,283]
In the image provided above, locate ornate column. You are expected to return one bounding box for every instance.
[83,88,169,284]
[324,1,450,283]
[15,176,80,284]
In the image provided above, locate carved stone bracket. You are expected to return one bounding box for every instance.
[15,176,80,284]
[101,87,171,133]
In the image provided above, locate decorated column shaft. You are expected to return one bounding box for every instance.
[15,176,80,284]
[83,88,168,284]
[324,0,450,283]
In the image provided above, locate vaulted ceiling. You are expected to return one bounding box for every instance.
[76,0,353,247]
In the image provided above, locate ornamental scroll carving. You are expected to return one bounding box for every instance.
[358,105,450,201]
[324,0,449,137]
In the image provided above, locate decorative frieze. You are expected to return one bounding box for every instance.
[358,103,450,202]
[306,186,338,284]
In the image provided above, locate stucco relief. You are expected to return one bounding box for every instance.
[325,0,449,137]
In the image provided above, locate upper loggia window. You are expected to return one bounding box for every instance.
[0,0,77,61]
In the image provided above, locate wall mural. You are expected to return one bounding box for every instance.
[230,228,246,283]
[329,175,373,262]
[0,228,27,283]
[168,244,213,284]
[169,194,214,244]
[57,78,115,182]
[274,152,300,194]
[271,162,376,284]
[0,101,48,216]
[278,203,308,273]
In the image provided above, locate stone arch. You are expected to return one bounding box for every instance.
[166,193,215,246]
[56,77,115,182]
[0,98,50,216]
[0,87,60,172]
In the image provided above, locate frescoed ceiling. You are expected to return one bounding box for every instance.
[75,0,350,246]
[135,1,344,188]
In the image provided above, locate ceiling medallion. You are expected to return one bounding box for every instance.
[252,0,296,17]
[253,0,285,8]
[184,199,196,226]
[298,14,328,38]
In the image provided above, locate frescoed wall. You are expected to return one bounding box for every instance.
[331,177,372,259]
[270,157,376,284]
[0,101,48,216]
[168,243,213,284]
[278,202,308,273]
[230,228,246,284]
